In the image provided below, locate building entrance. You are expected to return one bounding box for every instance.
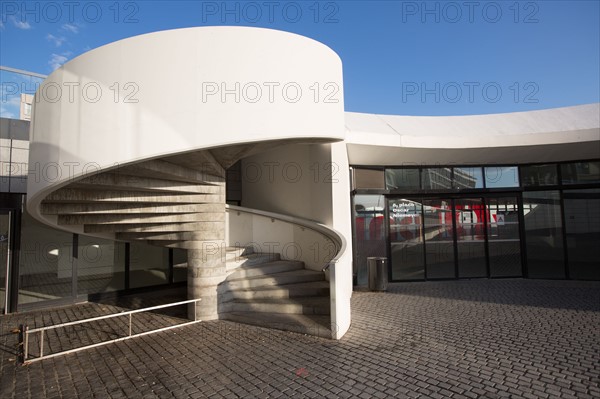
[388,195,523,281]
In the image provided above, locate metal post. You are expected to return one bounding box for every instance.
[4,211,12,315]
[39,330,44,358]
[18,324,26,364]
[23,326,29,362]
[128,314,132,337]
[194,300,197,322]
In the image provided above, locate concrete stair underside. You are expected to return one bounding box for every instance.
[221,248,332,338]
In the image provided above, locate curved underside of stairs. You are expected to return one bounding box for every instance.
[27,27,346,337]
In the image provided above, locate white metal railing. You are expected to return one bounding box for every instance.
[19,298,201,364]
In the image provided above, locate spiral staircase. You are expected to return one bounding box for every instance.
[27,26,349,339]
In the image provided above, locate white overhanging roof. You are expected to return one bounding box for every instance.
[344,103,600,165]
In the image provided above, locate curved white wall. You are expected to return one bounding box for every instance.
[28,26,345,219]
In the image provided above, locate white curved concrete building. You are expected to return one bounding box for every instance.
[1,27,598,339]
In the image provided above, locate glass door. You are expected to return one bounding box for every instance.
[1,211,11,313]
[423,199,456,279]
[487,196,523,277]
[389,198,425,280]
[455,198,487,278]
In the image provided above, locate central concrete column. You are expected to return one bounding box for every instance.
[186,179,227,321]
[187,234,227,320]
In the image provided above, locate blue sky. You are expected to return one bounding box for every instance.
[1,0,599,117]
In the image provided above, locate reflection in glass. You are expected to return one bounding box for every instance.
[453,167,484,189]
[18,211,73,306]
[487,197,522,277]
[563,189,600,280]
[385,169,420,190]
[173,249,188,283]
[523,191,565,278]
[129,241,169,288]
[77,235,126,295]
[521,164,558,187]
[353,168,385,190]
[353,195,387,285]
[484,166,519,188]
[422,168,452,190]
[389,199,424,280]
[561,161,600,185]
[455,198,487,278]
[423,199,455,279]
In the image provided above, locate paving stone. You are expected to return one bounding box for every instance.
[1,279,599,398]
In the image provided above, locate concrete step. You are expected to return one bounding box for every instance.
[225,246,254,260]
[227,260,304,280]
[222,296,330,315]
[224,281,330,301]
[222,270,325,291]
[222,312,332,339]
[225,253,281,272]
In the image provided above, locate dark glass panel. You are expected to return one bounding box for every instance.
[455,198,487,278]
[521,164,558,187]
[423,199,455,279]
[564,189,600,280]
[389,198,425,280]
[385,168,420,190]
[353,195,387,285]
[487,197,522,277]
[523,191,565,278]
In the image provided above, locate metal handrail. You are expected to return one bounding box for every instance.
[20,298,201,364]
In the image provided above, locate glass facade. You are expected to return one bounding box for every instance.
[10,206,182,310]
[352,160,600,283]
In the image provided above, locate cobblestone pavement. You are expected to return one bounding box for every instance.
[1,279,599,398]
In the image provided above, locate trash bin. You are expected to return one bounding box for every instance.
[367,257,388,292]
